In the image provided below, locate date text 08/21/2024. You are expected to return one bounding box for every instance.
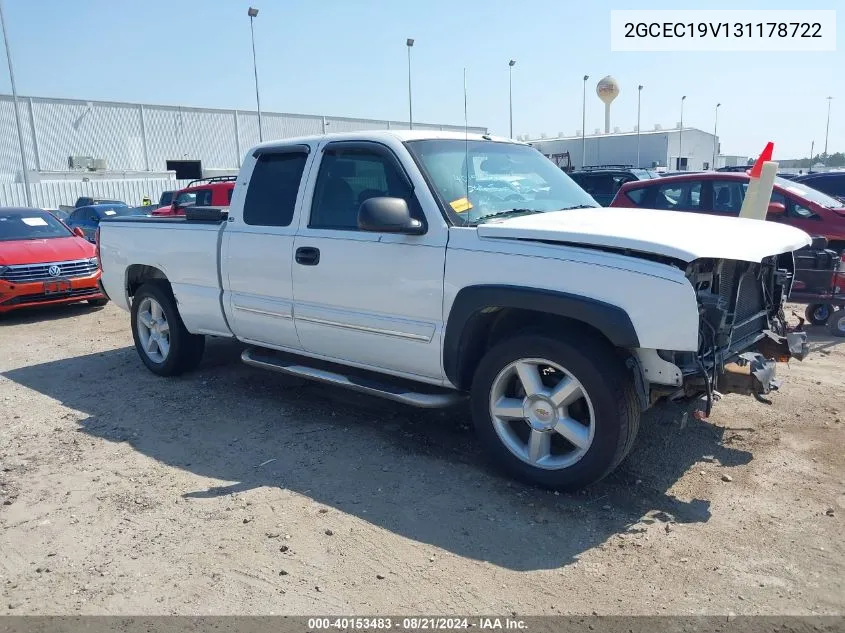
[306,617,527,630]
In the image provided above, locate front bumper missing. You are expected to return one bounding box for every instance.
[720,330,809,396]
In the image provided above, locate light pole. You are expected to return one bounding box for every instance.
[406,38,414,130]
[678,95,686,170]
[508,60,515,138]
[247,7,263,142]
[0,0,31,205]
[636,85,642,168]
[823,96,833,158]
[581,75,588,168]
[712,102,721,170]
[809,140,815,173]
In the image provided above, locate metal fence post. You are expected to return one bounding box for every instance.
[234,109,241,167]
[139,104,150,171]
[27,97,40,171]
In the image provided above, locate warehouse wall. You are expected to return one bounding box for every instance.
[0,178,191,209]
[0,94,487,182]
[531,128,718,172]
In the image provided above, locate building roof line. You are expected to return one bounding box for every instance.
[527,126,711,142]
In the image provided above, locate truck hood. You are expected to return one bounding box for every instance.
[0,236,95,266]
[475,207,812,263]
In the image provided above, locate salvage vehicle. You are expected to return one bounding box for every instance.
[0,208,107,314]
[793,172,845,204]
[151,176,236,217]
[98,132,811,490]
[65,203,142,243]
[567,165,659,206]
[73,196,125,209]
[610,171,845,253]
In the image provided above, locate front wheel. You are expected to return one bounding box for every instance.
[470,332,640,491]
[130,282,205,376]
[805,303,832,326]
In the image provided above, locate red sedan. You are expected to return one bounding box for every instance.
[610,171,845,253]
[0,208,107,314]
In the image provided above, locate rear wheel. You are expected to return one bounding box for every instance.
[131,282,205,376]
[830,308,845,338]
[805,303,832,326]
[470,332,639,490]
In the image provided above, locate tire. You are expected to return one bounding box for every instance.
[470,332,640,491]
[87,297,109,307]
[130,282,205,376]
[830,308,845,338]
[805,303,832,326]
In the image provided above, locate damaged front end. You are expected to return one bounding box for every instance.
[655,253,808,412]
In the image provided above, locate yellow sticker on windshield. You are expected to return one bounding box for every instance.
[450,197,473,213]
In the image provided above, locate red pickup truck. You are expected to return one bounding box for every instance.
[152,176,236,217]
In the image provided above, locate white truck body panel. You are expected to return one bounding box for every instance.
[98,130,809,390]
[445,228,700,352]
[476,207,811,263]
[99,221,229,336]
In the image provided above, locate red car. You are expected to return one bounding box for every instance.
[152,176,236,217]
[611,172,845,253]
[0,208,107,314]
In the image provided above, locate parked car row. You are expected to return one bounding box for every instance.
[0,208,107,314]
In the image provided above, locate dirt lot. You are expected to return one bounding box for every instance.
[0,302,843,615]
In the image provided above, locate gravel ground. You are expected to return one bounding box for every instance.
[0,302,843,615]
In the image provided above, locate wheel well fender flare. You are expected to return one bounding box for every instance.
[443,285,641,389]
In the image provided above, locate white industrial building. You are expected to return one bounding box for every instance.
[528,126,720,172]
[0,93,486,207]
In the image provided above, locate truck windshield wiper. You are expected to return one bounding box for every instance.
[558,204,599,210]
[472,209,546,225]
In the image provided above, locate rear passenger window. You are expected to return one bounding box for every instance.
[654,182,702,211]
[243,152,308,227]
[712,181,745,215]
[625,187,648,204]
[194,189,213,206]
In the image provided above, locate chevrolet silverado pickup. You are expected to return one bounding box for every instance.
[98,131,811,490]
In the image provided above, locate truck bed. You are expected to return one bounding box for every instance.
[98,207,231,337]
[101,206,228,225]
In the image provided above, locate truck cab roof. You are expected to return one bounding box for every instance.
[247,130,517,151]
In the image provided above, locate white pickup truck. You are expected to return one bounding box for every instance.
[99,131,811,490]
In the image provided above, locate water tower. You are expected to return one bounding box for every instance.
[596,76,620,134]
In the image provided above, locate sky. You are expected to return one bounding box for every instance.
[0,0,841,159]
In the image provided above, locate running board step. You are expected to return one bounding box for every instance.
[241,348,467,409]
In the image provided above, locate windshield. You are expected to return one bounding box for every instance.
[775,177,842,209]
[406,139,599,225]
[0,210,73,241]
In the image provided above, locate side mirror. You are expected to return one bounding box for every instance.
[357,197,424,235]
[767,202,786,217]
[72,227,85,238]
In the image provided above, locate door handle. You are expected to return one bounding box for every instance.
[295,246,320,266]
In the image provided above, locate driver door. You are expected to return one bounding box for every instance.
[291,141,447,380]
